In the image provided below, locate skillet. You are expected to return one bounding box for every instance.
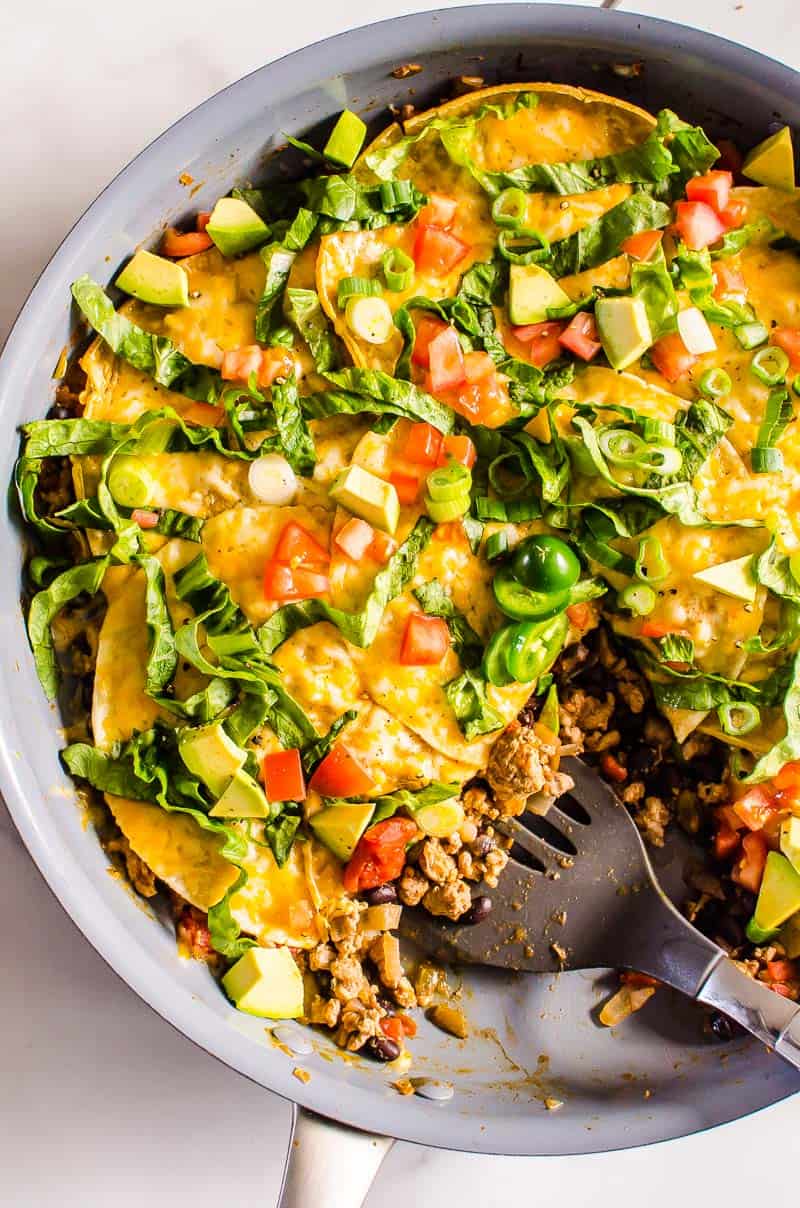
[2,5,800,1205]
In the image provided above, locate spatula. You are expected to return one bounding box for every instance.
[403,756,800,1069]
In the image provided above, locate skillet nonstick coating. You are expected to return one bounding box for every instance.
[1,3,799,1156]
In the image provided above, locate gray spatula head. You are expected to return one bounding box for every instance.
[401,757,720,987]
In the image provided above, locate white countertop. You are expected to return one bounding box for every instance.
[2,0,799,1203]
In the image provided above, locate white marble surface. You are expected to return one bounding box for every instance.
[2,0,800,1203]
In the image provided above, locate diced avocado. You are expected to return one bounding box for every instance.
[107,456,157,508]
[323,109,367,169]
[206,197,270,258]
[595,295,653,370]
[692,554,756,603]
[210,769,270,819]
[309,802,375,861]
[330,464,400,534]
[222,946,304,1019]
[538,683,560,735]
[779,912,800,959]
[507,264,570,326]
[413,798,464,839]
[780,815,800,874]
[115,249,189,307]
[749,851,800,935]
[178,722,247,797]
[743,126,795,191]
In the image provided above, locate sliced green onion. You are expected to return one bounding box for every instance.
[379,179,415,211]
[381,248,414,292]
[485,530,509,562]
[426,463,472,502]
[488,451,529,499]
[268,324,295,348]
[599,428,645,465]
[497,228,550,264]
[491,188,528,230]
[635,536,670,584]
[473,496,542,522]
[619,582,656,616]
[642,418,676,445]
[790,552,800,585]
[734,321,769,350]
[793,373,800,398]
[425,492,470,523]
[107,457,156,509]
[717,701,761,737]
[642,445,683,476]
[543,505,570,530]
[336,276,381,307]
[698,367,732,399]
[751,446,784,473]
[750,345,790,386]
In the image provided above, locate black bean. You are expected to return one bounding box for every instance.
[366,1035,401,1062]
[463,895,492,925]
[470,834,494,858]
[627,745,657,777]
[646,764,681,797]
[708,1010,745,1042]
[362,884,397,907]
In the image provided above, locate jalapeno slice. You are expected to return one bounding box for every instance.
[505,614,569,683]
[492,565,570,621]
[482,625,516,687]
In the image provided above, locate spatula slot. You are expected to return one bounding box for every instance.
[552,793,592,827]
[506,841,547,874]
[518,812,578,856]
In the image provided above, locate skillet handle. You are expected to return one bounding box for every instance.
[696,955,800,1070]
[277,1105,393,1208]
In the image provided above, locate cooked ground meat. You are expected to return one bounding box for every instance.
[106,834,157,898]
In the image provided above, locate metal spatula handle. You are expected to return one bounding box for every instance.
[696,957,800,1067]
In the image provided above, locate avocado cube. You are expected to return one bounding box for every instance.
[749,851,800,934]
[779,911,800,959]
[309,801,375,861]
[222,947,304,1019]
[743,126,795,191]
[508,264,571,326]
[178,722,247,797]
[323,109,367,169]
[781,815,800,874]
[115,249,189,307]
[330,464,400,534]
[692,555,756,603]
[210,769,270,819]
[595,295,653,370]
[206,197,271,258]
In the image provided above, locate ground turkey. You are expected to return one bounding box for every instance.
[486,720,571,815]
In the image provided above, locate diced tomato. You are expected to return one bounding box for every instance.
[417,193,457,230]
[600,753,627,784]
[334,517,375,561]
[453,375,509,425]
[673,200,727,250]
[161,227,214,257]
[770,327,800,371]
[559,312,601,362]
[310,743,375,798]
[342,817,418,893]
[436,434,476,469]
[399,613,451,666]
[732,785,777,832]
[196,211,212,232]
[731,831,768,893]
[514,321,566,368]
[716,139,744,178]
[716,803,747,833]
[258,348,297,388]
[369,530,398,562]
[566,602,592,630]
[428,327,466,393]
[262,748,306,803]
[131,508,160,530]
[650,331,697,383]
[620,971,660,988]
[273,521,329,569]
[714,824,741,861]
[713,261,746,298]
[221,345,264,383]
[765,959,798,983]
[263,560,329,602]
[397,1012,417,1038]
[685,170,733,214]
[769,982,794,998]
[719,200,746,230]
[389,471,422,505]
[182,401,225,426]
[639,620,675,640]
[411,314,449,368]
[773,761,800,793]
[620,229,663,261]
[433,520,469,546]
[380,1016,405,1044]
[404,421,443,467]
[413,225,469,276]
[462,351,496,383]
